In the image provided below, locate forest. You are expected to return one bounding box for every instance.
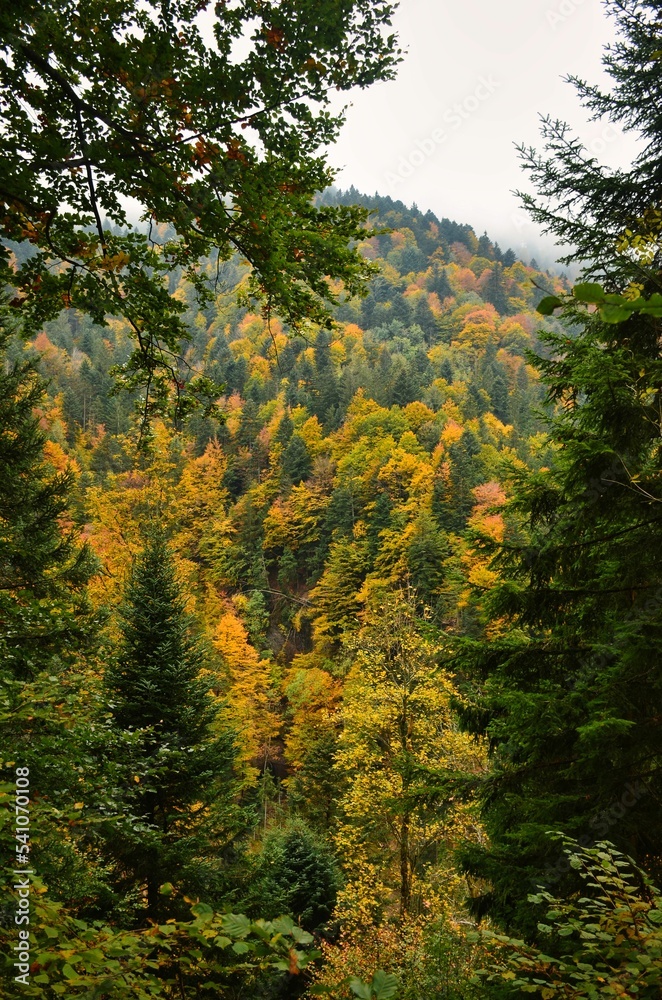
[1,1,662,999]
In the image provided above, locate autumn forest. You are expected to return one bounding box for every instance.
[2,2,662,999]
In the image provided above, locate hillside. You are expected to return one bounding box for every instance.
[25,190,567,638]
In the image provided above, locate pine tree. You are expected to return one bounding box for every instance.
[276,410,294,446]
[0,319,95,678]
[0,313,99,913]
[391,293,413,326]
[482,262,509,314]
[428,264,452,301]
[414,296,438,344]
[517,0,662,285]
[477,232,494,259]
[282,434,313,485]
[103,528,240,924]
[455,0,662,934]
[247,822,341,931]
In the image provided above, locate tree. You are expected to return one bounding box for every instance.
[0,2,400,425]
[103,527,240,923]
[427,264,452,302]
[334,591,485,928]
[247,821,342,932]
[517,0,662,286]
[481,263,509,315]
[432,429,483,533]
[282,434,313,486]
[412,295,435,335]
[454,0,662,934]
[0,313,95,679]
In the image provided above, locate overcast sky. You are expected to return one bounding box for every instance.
[327,0,638,268]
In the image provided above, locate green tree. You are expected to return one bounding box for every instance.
[0,1,400,425]
[482,263,509,314]
[454,0,662,933]
[517,0,662,286]
[103,527,241,923]
[282,434,312,486]
[0,318,95,679]
[247,821,342,932]
[0,309,109,917]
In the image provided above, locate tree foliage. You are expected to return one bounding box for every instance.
[0,1,400,427]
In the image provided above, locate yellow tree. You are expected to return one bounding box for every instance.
[211,605,281,783]
[334,590,485,929]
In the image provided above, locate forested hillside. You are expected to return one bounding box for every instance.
[3,2,662,999]
[2,191,567,994]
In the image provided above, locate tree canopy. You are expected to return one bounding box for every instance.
[0,1,400,426]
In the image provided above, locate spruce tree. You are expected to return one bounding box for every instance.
[103,528,241,924]
[0,312,100,912]
[482,262,509,315]
[454,0,662,935]
[282,434,312,486]
[517,0,662,285]
[0,317,95,679]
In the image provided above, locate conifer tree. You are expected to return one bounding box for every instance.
[455,0,662,934]
[103,528,241,923]
[282,434,313,486]
[482,263,509,315]
[0,317,95,679]
[517,0,662,285]
[0,312,100,912]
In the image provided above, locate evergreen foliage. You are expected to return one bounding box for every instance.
[103,528,242,923]
[0,317,95,679]
[454,0,662,935]
[248,821,342,931]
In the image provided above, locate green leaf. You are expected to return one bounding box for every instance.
[537,295,563,315]
[159,882,174,896]
[222,913,252,938]
[291,925,314,945]
[372,970,399,999]
[573,282,606,303]
[271,915,295,935]
[350,978,373,1000]
[191,902,214,921]
[62,964,79,980]
[599,304,632,323]
[232,941,251,955]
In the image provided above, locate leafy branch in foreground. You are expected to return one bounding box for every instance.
[0,864,318,998]
[0,1,401,433]
[470,836,662,999]
[537,282,662,324]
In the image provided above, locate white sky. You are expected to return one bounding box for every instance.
[327,0,638,267]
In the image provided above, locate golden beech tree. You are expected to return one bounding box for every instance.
[211,606,281,780]
[333,590,486,930]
